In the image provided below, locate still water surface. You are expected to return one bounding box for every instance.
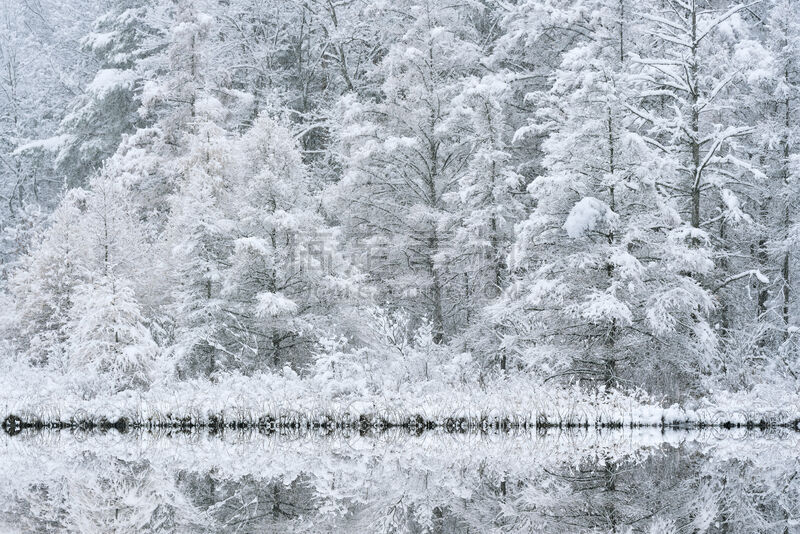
[1,428,798,533]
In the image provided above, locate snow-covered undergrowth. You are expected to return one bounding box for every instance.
[3,362,799,429]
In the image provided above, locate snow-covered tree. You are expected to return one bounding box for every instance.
[443,73,527,354]
[220,113,364,372]
[163,118,235,378]
[5,165,145,364]
[487,0,717,393]
[6,190,92,366]
[4,0,800,404]
[0,0,108,270]
[166,112,364,377]
[631,1,765,332]
[64,277,158,396]
[53,2,156,185]
[710,0,800,388]
[766,0,800,339]
[751,0,800,338]
[336,0,482,342]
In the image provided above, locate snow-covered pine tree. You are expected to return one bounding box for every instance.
[336,0,481,343]
[632,0,763,333]
[6,190,92,366]
[221,113,365,372]
[60,168,156,395]
[0,0,109,269]
[166,110,364,377]
[721,0,800,386]
[54,1,156,186]
[763,0,800,342]
[765,0,800,381]
[7,164,152,376]
[109,1,221,231]
[443,72,527,355]
[487,0,717,394]
[163,118,234,378]
[64,277,158,396]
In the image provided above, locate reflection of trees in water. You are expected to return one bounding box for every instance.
[495,444,800,533]
[1,431,798,533]
[177,471,317,531]
[498,451,692,532]
[2,456,206,533]
[690,455,800,533]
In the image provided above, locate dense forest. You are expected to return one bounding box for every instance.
[1,0,799,413]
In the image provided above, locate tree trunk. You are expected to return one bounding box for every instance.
[426,237,445,344]
[757,200,769,322]
[489,160,504,295]
[689,5,701,233]
[783,90,792,337]
[425,106,445,343]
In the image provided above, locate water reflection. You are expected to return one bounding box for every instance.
[1,428,798,533]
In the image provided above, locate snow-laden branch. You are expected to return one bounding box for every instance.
[694,126,755,189]
[697,2,762,44]
[713,270,769,293]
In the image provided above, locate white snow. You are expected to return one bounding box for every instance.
[86,68,136,98]
[82,31,116,51]
[13,134,72,154]
[255,292,299,317]
[564,197,618,238]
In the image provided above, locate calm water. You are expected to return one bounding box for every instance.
[1,428,798,533]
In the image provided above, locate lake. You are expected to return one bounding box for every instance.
[1,428,798,533]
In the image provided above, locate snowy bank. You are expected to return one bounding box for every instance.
[3,367,799,431]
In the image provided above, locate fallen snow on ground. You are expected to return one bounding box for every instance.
[2,363,798,428]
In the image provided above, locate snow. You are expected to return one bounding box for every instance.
[86,68,136,98]
[720,188,750,224]
[196,12,214,28]
[13,134,72,154]
[563,197,618,238]
[255,292,299,317]
[234,236,270,255]
[579,289,633,325]
[195,95,226,122]
[733,40,773,83]
[139,80,165,113]
[383,135,418,151]
[1,8,800,530]
[82,31,116,51]
[2,360,798,429]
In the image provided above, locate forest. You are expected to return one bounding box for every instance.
[1,0,799,427]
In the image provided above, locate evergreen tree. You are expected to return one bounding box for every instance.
[444,73,527,356]
[64,277,158,396]
[221,113,364,371]
[488,0,716,393]
[54,2,156,185]
[336,0,481,342]
[7,190,92,366]
[163,119,235,378]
